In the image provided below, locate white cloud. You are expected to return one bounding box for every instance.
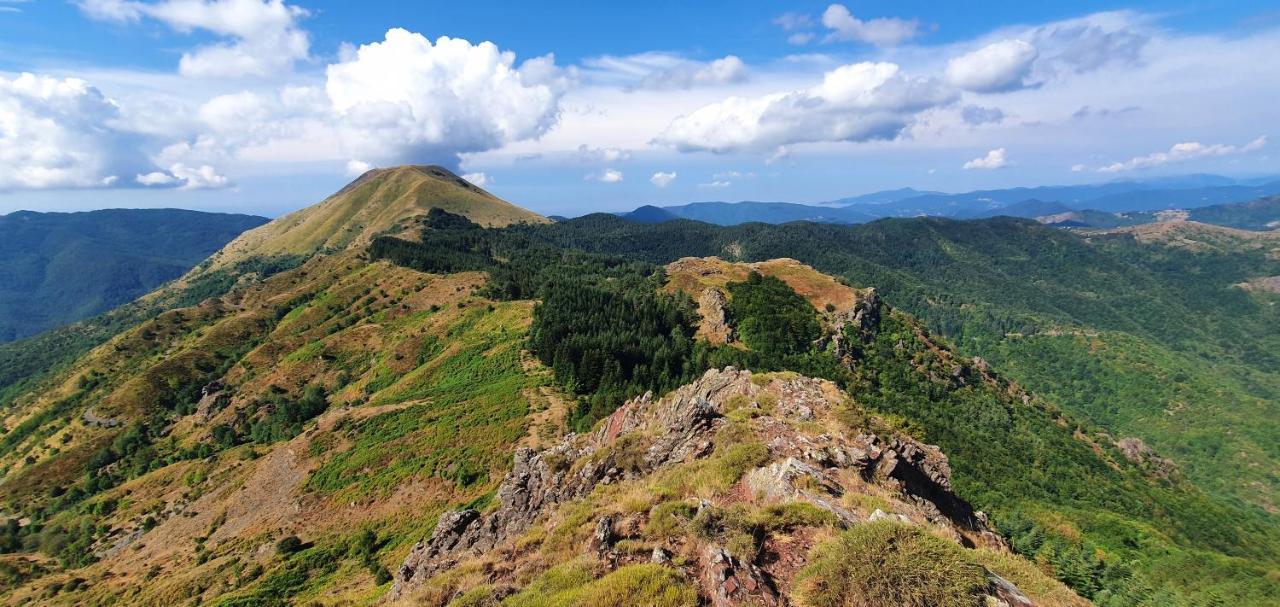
[135,171,176,185]
[963,148,1009,169]
[698,180,731,188]
[0,72,151,190]
[650,171,676,188]
[654,61,954,154]
[325,29,568,168]
[136,163,229,189]
[587,168,623,183]
[1098,136,1266,172]
[713,170,755,180]
[582,52,747,89]
[577,144,631,163]
[1071,164,1086,172]
[79,0,310,78]
[345,159,372,176]
[821,4,919,47]
[461,172,490,187]
[168,162,229,189]
[946,39,1039,93]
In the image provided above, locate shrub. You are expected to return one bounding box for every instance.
[792,520,987,607]
[275,535,303,556]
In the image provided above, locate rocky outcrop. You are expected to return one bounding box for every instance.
[698,287,735,344]
[702,545,780,607]
[829,289,882,362]
[194,381,228,424]
[392,440,608,596]
[1114,436,1178,479]
[392,367,1008,600]
[81,407,121,428]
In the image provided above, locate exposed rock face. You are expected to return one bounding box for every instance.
[702,545,780,607]
[1234,275,1280,294]
[829,289,882,363]
[392,367,1009,600]
[698,287,735,344]
[194,381,228,424]
[1115,436,1178,478]
[81,408,121,428]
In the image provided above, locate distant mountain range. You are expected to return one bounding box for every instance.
[1037,195,1280,230]
[619,174,1280,226]
[0,208,266,342]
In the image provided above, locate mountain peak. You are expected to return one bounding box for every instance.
[203,164,548,271]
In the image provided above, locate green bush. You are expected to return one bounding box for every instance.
[793,520,987,607]
[275,535,303,556]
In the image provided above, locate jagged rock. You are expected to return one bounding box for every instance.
[651,547,671,564]
[194,381,229,424]
[393,367,1009,599]
[874,438,978,526]
[745,458,858,526]
[591,515,615,552]
[698,287,735,344]
[830,289,882,362]
[702,545,779,607]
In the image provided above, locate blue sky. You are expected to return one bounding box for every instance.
[1,1,1278,217]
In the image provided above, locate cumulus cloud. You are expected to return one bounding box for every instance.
[585,168,623,183]
[650,171,676,188]
[577,144,631,163]
[461,172,490,187]
[582,52,747,89]
[655,61,954,154]
[0,72,153,190]
[821,4,919,47]
[136,163,229,189]
[946,39,1039,93]
[325,28,567,168]
[963,148,1009,169]
[1098,137,1266,172]
[79,0,310,77]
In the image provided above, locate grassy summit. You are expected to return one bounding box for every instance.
[203,165,549,272]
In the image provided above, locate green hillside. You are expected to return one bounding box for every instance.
[0,209,266,343]
[0,178,1277,606]
[493,215,1280,512]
